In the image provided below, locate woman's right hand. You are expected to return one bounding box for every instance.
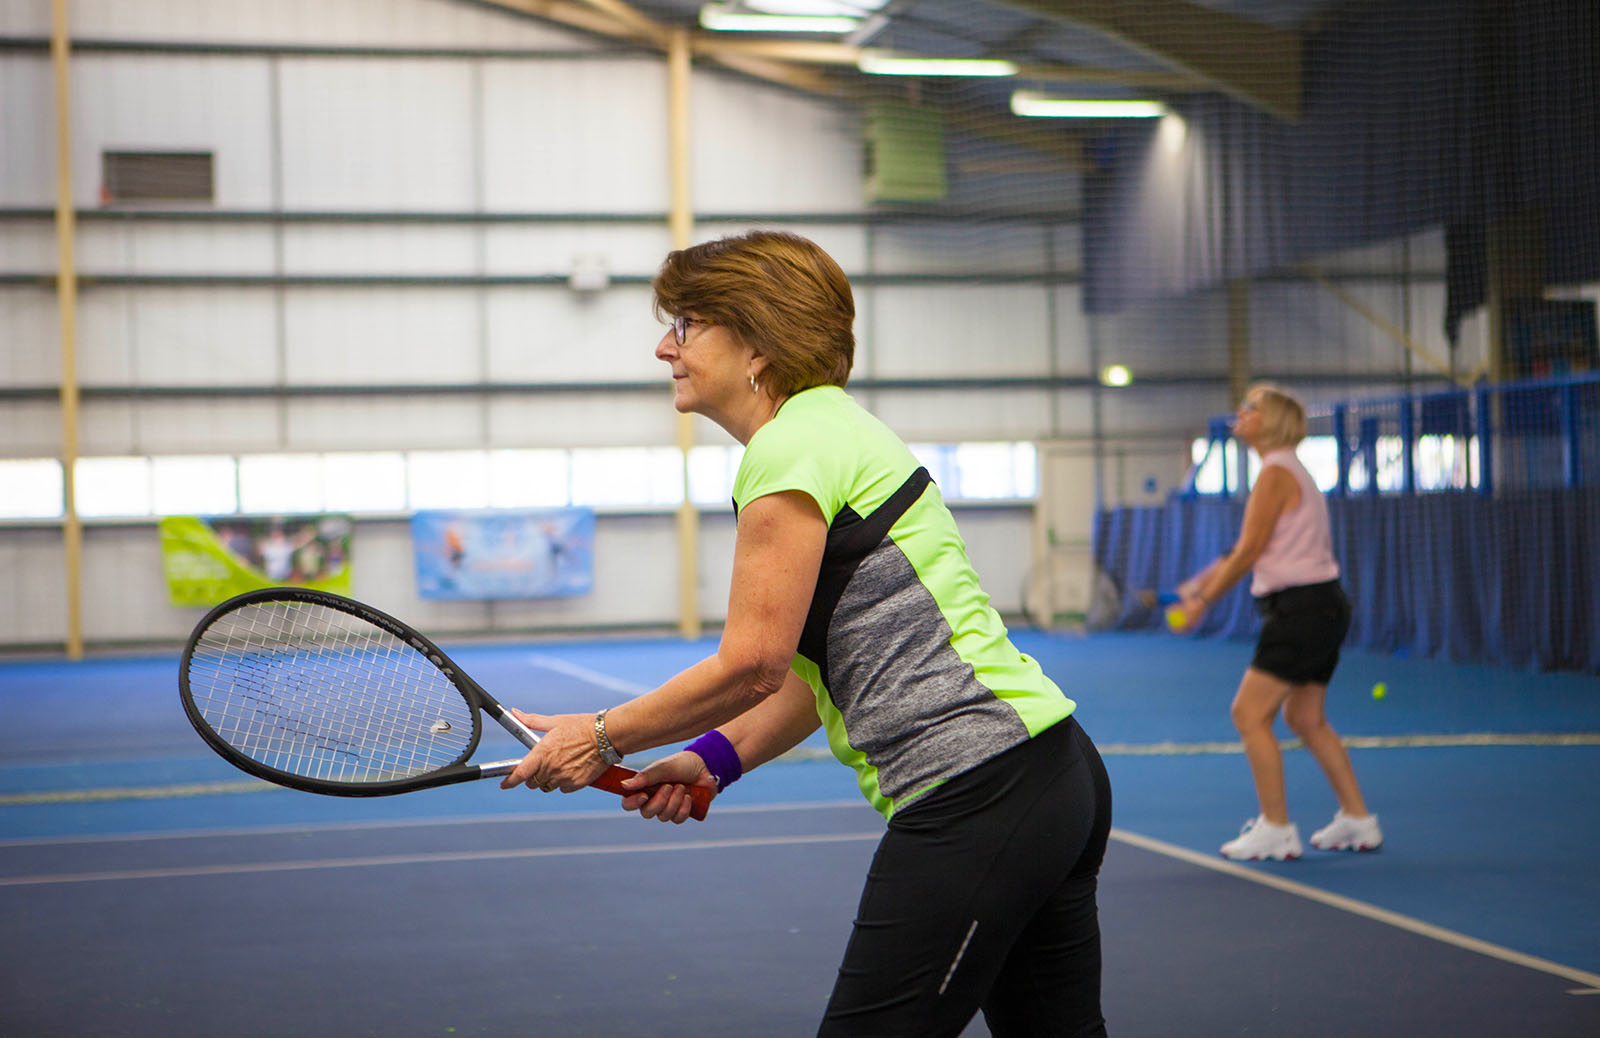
[619,751,717,824]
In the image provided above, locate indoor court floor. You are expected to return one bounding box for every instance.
[3,629,1598,1036]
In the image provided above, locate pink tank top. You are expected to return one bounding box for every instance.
[1250,447,1340,596]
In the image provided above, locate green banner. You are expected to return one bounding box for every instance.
[159,515,353,607]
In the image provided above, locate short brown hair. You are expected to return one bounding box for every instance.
[1246,382,1308,448]
[652,231,855,397]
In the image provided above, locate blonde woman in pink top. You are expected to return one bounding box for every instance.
[1177,383,1381,861]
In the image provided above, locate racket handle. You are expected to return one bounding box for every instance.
[591,765,712,821]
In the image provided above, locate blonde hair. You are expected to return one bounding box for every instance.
[652,231,854,397]
[1245,382,1307,448]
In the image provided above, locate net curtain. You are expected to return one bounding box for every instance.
[1093,491,1600,674]
[1081,0,1600,338]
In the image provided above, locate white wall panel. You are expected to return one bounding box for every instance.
[1095,385,1229,438]
[696,222,870,274]
[872,286,1051,377]
[72,54,276,209]
[1050,224,1084,276]
[484,224,674,279]
[0,529,67,644]
[870,225,1049,276]
[76,288,281,385]
[76,222,279,276]
[77,398,284,455]
[1090,293,1231,375]
[0,288,59,385]
[278,59,477,211]
[60,0,592,50]
[1045,389,1100,438]
[282,287,480,383]
[485,285,662,383]
[80,528,185,642]
[280,224,479,275]
[691,71,863,214]
[869,388,1054,442]
[0,400,60,457]
[0,218,53,269]
[0,55,52,206]
[481,59,670,213]
[487,394,681,449]
[1052,285,1093,377]
[283,395,485,451]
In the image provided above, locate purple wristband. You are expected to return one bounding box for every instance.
[685,730,742,790]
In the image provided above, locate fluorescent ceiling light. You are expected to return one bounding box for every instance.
[858,50,1018,77]
[1011,92,1168,119]
[699,3,860,32]
[745,0,886,14]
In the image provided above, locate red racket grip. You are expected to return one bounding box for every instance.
[590,765,712,821]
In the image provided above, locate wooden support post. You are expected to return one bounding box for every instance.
[667,29,701,641]
[52,0,84,660]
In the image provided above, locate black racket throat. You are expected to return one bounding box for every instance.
[179,587,524,798]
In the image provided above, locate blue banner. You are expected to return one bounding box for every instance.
[411,509,595,601]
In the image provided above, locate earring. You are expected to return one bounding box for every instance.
[749,374,759,393]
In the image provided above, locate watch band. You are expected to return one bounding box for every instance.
[594,708,623,765]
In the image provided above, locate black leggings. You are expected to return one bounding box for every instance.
[819,717,1112,1037]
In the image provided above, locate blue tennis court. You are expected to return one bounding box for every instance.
[3,630,1597,1036]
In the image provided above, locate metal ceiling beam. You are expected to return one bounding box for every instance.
[696,39,1204,90]
[471,1,1089,173]
[997,0,1303,120]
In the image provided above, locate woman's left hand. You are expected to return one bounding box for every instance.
[499,709,611,792]
[1175,595,1208,634]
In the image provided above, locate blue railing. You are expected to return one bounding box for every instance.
[1182,370,1600,498]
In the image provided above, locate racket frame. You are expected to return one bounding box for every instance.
[179,587,710,819]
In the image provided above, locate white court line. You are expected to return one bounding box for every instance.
[523,653,651,697]
[1111,827,1600,996]
[7,732,1596,806]
[0,830,881,888]
[4,803,1595,996]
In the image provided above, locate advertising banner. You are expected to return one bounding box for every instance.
[411,508,595,601]
[159,515,354,607]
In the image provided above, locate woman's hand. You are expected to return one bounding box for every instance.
[1175,594,1208,634]
[499,709,610,793]
[618,751,717,824]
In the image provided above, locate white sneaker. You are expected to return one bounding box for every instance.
[1220,815,1303,861]
[1310,811,1383,852]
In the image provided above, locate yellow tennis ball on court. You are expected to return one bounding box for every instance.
[1165,605,1187,631]
[1371,682,1388,700]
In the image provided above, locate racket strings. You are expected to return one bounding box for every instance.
[187,600,477,784]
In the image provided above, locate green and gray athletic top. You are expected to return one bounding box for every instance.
[733,385,1076,819]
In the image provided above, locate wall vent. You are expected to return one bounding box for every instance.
[101,150,215,203]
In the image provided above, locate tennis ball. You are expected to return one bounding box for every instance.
[1164,605,1187,631]
[1371,682,1388,700]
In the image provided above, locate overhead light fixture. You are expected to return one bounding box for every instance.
[857,50,1018,77]
[1099,364,1134,388]
[699,3,860,33]
[1010,92,1169,119]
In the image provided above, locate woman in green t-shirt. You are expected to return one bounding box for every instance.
[502,230,1110,1037]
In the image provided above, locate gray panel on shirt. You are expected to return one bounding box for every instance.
[826,540,1031,803]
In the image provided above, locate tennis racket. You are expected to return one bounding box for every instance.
[179,587,711,820]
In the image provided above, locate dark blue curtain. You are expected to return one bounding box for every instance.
[1094,490,1600,673]
[1082,0,1600,342]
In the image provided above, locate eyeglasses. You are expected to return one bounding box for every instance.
[1238,400,1260,414]
[670,315,714,345]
